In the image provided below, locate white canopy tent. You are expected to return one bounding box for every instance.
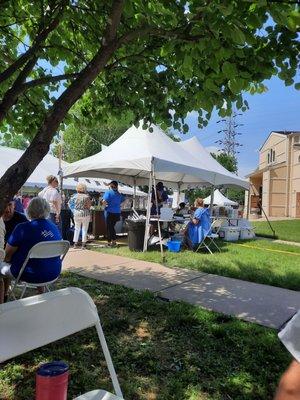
[177,137,248,190]
[204,189,238,207]
[63,123,249,253]
[63,124,225,188]
[0,146,146,196]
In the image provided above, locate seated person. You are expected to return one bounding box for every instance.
[185,198,211,248]
[0,197,63,302]
[175,202,189,216]
[2,199,27,244]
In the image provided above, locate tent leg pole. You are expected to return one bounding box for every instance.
[133,177,137,210]
[152,174,164,259]
[143,174,152,252]
[209,186,215,210]
[246,189,250,220]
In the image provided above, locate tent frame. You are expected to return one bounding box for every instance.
[142,162,164,257]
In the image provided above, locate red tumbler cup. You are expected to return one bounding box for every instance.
[36,361,69,400]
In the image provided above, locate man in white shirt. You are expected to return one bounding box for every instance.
[38,175,62,230]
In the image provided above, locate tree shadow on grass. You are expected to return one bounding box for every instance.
[2,274,291,400]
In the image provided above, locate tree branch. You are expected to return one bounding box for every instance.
[0,55,38,123]
[23,73,79,89]
[104,0,125,43]
[0,1,67,85]
[0,0,126,213]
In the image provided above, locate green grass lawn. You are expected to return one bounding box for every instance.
[0,273,291,400]
[252,219,300,243]
[97,238,300,291]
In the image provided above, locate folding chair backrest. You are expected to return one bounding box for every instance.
[0,288,98,362]
[210,218,223,233]
[28,240,70,260]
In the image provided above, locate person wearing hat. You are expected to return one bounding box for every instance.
[101,181,125,247]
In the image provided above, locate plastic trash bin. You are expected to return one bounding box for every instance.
[126,219,145,251]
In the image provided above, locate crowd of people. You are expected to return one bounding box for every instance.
[0,176,130,303]
[0,178,231,304]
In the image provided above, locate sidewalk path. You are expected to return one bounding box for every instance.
[63,249,300,329]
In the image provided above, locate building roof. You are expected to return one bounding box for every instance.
[259,131,300,151]
[272,131,300,135]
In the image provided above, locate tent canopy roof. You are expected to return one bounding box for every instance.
[204,189,238,206]
[63,123,248,189]
[178,137,248,189]
[0,146,146,196]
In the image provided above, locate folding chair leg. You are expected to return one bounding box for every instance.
[211,239,221,252]
[45,285,51,292]
[20,284,27,299]
[203,242,213,254]
[8,287,16,301]
[95,320,123,398]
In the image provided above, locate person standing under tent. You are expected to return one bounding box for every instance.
[101,181,125,247]
[150,181,168,215]
[38,175,62,231]
[68,183,92,249]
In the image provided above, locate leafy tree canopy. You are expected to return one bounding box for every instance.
[56,111,132,162]
[212,152,237,173]
[1,0,299,141]
[0,133,28,150]
[0,0,299,211]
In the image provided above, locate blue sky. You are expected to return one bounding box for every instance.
[177,76,300,178]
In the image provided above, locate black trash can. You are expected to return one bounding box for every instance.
[126,219,145,251]
[60,209,72,240]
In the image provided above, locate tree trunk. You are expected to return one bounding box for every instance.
[0,39,119,214]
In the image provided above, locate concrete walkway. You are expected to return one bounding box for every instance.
[274,239,300,247]
[63,249,300,329]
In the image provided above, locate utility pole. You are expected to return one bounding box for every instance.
[215,112,243,159]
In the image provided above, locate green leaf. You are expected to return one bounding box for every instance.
[182,123,189,133]
[231,26,246,44]
[222,62,237,78]
[294,83,300,90]
[228,78,247,93]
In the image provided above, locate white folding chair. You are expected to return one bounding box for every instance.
[195,219,223,254]
[0,287,124,399]
[10,240,70,299]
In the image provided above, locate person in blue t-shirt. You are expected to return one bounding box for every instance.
[0,197,62,302]
[101,181,125,247]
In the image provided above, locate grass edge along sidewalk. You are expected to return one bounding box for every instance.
[0,273,291,400]
[96,238,300,291]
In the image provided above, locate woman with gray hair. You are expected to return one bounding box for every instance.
[0,197,62,303]
[68,183,91,249]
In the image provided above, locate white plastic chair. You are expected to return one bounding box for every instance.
[0,287,124,399]
[195,219,223,254]
[10,240,70,299]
